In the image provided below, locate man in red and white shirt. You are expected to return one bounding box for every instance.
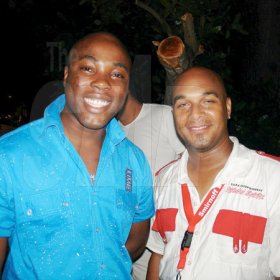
[146,66,280,280]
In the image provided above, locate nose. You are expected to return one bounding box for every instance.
[189,103,204,119]
[90,73,110,90]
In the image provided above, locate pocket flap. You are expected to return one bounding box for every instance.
[213,209,267,244]
[152,208,178,240]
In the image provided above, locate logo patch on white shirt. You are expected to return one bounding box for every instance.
[226,183,265,199]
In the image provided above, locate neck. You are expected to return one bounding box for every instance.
[60,109,106,177]
[117,94,143,125]
[188,138,233,168]
[60,111,106,149]
[187,137,233,199]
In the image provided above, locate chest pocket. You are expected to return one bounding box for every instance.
[22,151,68,190]
[18,189,74,249]
[212,209,267,267]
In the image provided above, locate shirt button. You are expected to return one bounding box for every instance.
[96,227,100,233]
[187,260,192,266]
[195,230,199,235]
[117,201,123,206]
[62,202,69,207]
[26,209,33,216]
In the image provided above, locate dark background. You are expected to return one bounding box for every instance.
[2,0,280,154]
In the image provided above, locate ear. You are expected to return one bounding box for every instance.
[63,66,69,87]
[226,97,232,119]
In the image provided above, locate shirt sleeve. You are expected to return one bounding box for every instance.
[133,154,155,223]
[268,182,280,276]
[146,175,165,255]
[0,159,15,237]
[146,216,165,255]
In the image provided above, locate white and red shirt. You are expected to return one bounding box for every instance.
[147,137,280,280]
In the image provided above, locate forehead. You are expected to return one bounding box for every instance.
[69,36,131,69]
[173,69,225,98]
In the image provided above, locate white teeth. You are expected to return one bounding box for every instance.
[191,126,207,131]
[84,97,109,108]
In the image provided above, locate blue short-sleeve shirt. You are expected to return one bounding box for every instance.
[0,95,155,279]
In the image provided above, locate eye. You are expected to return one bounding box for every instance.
[111,72,125,79]
[80,66,94,73]
[203,99,216,106]
[176,102,191,110]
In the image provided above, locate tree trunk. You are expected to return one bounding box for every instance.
[153,36,189,104]
[153,12,203,104]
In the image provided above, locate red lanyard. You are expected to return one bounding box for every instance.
[177,183,225,271]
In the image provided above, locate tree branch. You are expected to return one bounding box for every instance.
[153,36,189,104]
[181,12,199,55]
[135,0,173,36]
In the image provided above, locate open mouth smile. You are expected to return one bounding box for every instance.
[84,97,110,108]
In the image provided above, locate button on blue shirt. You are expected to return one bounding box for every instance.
[0,95,155,279]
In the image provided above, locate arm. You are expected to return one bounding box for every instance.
[146,251,162,280]
[125,219,150,261]
[0,237,8,274]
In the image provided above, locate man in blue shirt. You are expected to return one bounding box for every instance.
[0,32,154,279]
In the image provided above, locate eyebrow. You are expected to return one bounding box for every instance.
[173,90,219,104]
[204,91,219,98]
[173,95,185,104]
[79,55,129,72]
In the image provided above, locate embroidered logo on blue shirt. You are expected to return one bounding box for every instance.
[125,169,132,192]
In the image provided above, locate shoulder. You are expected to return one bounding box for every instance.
[143,104,175,128]
[155,157,180,176]
[155,156,181,183]
[245,146,280,167]
[122,137,143,154]
[231,137,280,168]
[149,103,172,111]
[153,157,181,201]
[250,150,280,209]
[252,149,280,172]
[0,119,43,155]
[120,137,150,166]
[255,150,280,162]
[234,141,280,181]
[143,103,172,115]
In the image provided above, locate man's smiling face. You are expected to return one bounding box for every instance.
[63,33,131,131]
[172,67,231,153]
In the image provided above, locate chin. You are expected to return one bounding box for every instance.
[85,120,109,130]
[77,117,106,131]
[185,138,211,152]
